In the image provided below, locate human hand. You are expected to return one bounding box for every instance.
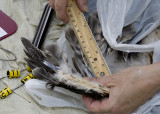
[83,64,160,114]
[49,0,88,23]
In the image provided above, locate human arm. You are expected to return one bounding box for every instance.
[82,63,160,114]
[49,0,88,23]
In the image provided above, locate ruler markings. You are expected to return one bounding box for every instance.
[67,0,111,77]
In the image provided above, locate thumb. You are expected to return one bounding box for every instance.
[82,95,112,113]
[76,0,88,12]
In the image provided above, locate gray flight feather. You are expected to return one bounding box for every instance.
[32,67,59,85]
[45,44,68,65]
[24,58,39,69]
[21,38,57,73]
[65,27,92,77]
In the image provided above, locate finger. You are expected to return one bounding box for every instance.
[82,95,95,105]
[76,0,88,12]
[54,0,69,23]
[83,77,97,81]
[97,76,117,88]
[82,95,101,112]
[99,98,113,113]
[82,95,112,113]
[84,77,116,88]
[49,0,55,9]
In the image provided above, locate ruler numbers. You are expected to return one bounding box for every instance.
[67,0,111,77]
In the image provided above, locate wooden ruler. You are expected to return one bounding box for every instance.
[67,0,111,77]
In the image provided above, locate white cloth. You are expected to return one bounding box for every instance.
[97,0,160,53]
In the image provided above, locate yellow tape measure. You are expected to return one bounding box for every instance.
[67,0,111,77]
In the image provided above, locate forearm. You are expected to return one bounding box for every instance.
[144,62,160,92]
